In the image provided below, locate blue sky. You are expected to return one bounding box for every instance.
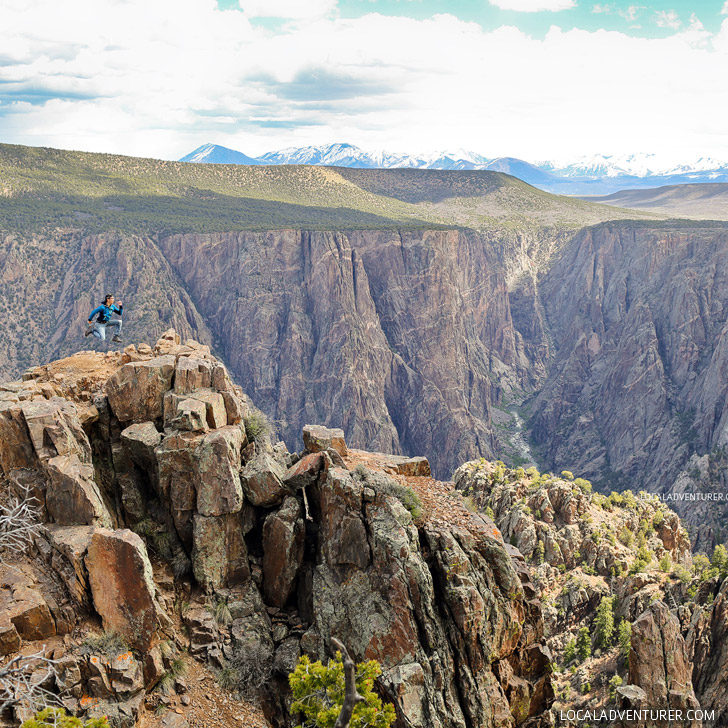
[1,0,727,164]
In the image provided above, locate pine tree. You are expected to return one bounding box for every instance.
[711,544,728,577]
[563,638,576,664]
[617,619,632,661]
[576,627,591,661]
[594,596,615,649]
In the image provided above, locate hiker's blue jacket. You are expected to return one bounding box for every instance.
[88,303,123,324]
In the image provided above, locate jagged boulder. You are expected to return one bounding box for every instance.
[105,355,175,423]
[241,450,288,507]
[687,578,728,726]
[85,529,158,651]
[302,424,348,457]
[45,454,112,527]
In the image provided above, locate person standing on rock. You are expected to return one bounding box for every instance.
[85,293,124,342]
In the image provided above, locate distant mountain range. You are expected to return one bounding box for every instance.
[180,143,728,195]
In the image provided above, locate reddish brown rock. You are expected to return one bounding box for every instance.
[0,619,20,656]
[0,400,37,474]
[283,452,328,490]
[45,454,111,527]
[262,497,305,607]
[105,355,175,423]
[21,397,91,463]
[85,529,158,651]
[174,356,212,394]
[302,425,348,457]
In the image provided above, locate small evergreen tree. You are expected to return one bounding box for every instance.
[563,638,576,664]
[609,674,623,700]
[711,544,728,577]
[576,627,591,661]
[594,596,615,649]
[617,619,632,661]
[289,652,395,728]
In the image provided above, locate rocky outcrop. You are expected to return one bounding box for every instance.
[628,601,699,715]
[686,578,728,727]
[0,334,554,728]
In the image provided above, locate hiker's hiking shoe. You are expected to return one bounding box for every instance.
[84,325,94,337]
[112,335,123,343]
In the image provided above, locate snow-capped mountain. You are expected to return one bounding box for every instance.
[180,143,728,195]
[179,143,261,165]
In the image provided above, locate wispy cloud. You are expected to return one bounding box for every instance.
[592,4,641,22]
[722,1,728,14]
[655,9,681,29]
[488,0,576,12]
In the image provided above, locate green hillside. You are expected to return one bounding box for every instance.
[0,142,653,234]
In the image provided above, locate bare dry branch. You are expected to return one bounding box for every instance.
[0,480,41,555]
[331,638,365,728]
[0,648,61,715]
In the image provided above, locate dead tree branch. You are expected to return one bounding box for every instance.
[0,648,61,715]
[331,638,365,728]
[0,480,41,555]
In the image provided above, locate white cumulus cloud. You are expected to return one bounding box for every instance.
[489,0,575,10]
[0,0,727,164]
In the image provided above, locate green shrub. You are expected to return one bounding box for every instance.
[574,478,591,494]
[711,544,728,577]
[609,674,623,700]
[581,680,591,694]
[289,653,396,728]
[561,470,574,481]
[354,468,423,522]
[80,630,129,658]
[659,553,672,572]
[244,410,270,442]
[534,540,545,565]
[21,709,108,728]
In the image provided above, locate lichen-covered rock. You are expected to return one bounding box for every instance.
[262,496,305,607]
[85,529,158,651]
[195,426,244,517]
[192,512,250,591]
[241,451,287,507]
[41,524,96,607]
[687,578,728,726]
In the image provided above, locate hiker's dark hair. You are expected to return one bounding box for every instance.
[104,293,114,302]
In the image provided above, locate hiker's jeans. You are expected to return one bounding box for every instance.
[92,319,122,340]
